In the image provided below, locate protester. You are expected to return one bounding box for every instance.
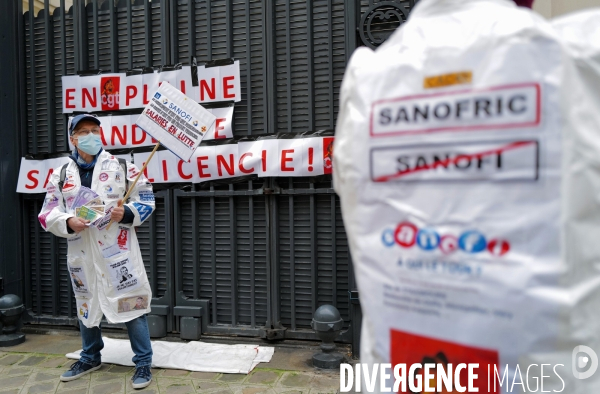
[38,114,156,389]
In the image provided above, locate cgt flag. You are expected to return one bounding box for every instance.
[136,82,216,162]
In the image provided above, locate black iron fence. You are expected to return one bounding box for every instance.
[16,0,418,355]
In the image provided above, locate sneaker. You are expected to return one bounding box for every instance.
[131,366,152,389]
[60,360,102,381]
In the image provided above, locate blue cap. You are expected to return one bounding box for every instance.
[69,114,101,135]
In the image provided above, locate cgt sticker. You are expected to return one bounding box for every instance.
[132,202,153,222]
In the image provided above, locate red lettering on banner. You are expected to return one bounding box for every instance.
[143,162,155,182]
[82,88,97,108]
[178,160,192,180]
[180,80,186,94]
[100,126,108,146]
[42,168,54,189]
[143,84,150,105]
[308,147,314,172]
[217,154,235,176]
[132,124,146,145]
[197,156,211,178]
[111,125,127,146]
[223,76,235,99]
[162,160,168,181]
[65,89,76,109]
[126,85,138,106]
[146,109,168,129]
[214,118,226,139]
[262,150,267,172]
[200,79,216,101]
[151,137,158,143]
[239,153,254,174]
[26,170,39,189]
[281,149,294,172]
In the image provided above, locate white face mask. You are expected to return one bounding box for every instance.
[74,133,103,155]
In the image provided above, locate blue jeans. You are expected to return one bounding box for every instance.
[79,315,153,368]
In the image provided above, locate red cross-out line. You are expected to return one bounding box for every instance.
[373,140,536,182]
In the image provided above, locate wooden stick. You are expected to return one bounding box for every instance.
[106,142,160,230]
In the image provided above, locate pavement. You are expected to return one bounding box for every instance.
[0,330,350,394]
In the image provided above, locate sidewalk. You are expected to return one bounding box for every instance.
[0,332,346,394]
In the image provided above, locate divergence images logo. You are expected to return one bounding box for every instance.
[381,221,510,256]
[573,345,599,380]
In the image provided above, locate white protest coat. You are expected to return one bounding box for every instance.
[335,0,600,392]
[38,150,155,328]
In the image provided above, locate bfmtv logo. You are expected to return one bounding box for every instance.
[573,345,599,380]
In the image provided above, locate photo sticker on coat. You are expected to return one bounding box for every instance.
[118,295,149,313]
[106,255,141,294]
[68,264,90,295]
[76,298,90,320]
[132,202,153,222]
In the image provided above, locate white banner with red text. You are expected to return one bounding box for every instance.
[17,136,334,193]
[62,62,241,113]
[66,107,233,150]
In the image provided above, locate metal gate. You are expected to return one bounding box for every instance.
[18,0,417,353]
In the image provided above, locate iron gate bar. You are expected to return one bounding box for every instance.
[60,0,68,152]
[168,0,176,64]
[28,0,37,155]
[187,0,195,61]
[45,0,56,152]
[34,200,41,315]
[226,0,233,59]
[306,0,315,131]
[229,184,238,326]
[285,0,291,134]
[18,0,27,157]
[191,190,198,299]
[93,0,98,68]
[244,0,251,136]
[210,191,217,325]
[269,178,281,330]
[289,188,295,330]
[144,0,151,67]
[161,0,170,65]
[127,0,133,70]
[310,192,317,313]
[109,0,117,72]
[22,202,32,311]
[327,0,334,127]
[331,193,337,308]
[249,187,256,328]
[206,1,212,61]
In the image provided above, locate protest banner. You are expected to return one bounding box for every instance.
[135,82,216,162]
[62,62,241,113]
[65,108,233,151]
[16,136,334,193]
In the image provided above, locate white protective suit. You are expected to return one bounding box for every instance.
[335,0,600,392]
[38,149,155,328]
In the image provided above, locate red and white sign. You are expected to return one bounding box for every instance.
[62,62,241,113]
[17,137,334,193]
[370,83,541,137]
[66,108,234,151]
[136,82,216,162]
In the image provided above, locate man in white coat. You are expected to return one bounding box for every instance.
[38,114,155,389]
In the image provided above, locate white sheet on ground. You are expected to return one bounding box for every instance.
[66,337,274,374]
